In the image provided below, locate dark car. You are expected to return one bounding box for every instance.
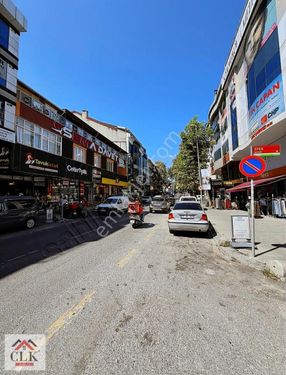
[0,196,39,231]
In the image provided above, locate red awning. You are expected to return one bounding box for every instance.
[226,174,286,193]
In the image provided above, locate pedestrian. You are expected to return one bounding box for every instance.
[259,196,267,216]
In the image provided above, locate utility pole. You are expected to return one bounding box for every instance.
[195,123,203,205]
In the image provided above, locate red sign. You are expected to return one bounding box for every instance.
[252,145,281,156]
[239,156,266,178]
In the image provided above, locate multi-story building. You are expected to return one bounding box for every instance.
[0,0,26,171]
[0,80,128,200]
[73,110,149,194]
[209,0,286,199]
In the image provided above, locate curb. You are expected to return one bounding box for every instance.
[211,235,285,281]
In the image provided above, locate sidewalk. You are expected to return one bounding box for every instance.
[207,208,286,279]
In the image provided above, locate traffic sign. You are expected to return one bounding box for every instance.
[239,156,266,178]
[252,145,281,157]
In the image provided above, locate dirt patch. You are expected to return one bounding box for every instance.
[115,313,133,332]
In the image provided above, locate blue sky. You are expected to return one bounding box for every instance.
[14,0,245,165]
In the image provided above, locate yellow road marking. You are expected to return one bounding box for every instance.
[47,291,96,341]
[117,249,138,268]
[117,224,161,268]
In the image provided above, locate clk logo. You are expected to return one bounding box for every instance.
[5,335,46,371]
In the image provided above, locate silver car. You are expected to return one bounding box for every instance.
[168,202,209,234]
[150,195,170,213]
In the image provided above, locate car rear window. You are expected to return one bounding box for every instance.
[152,197,163,201]
[174,202,202,210]
[181,197,196,201]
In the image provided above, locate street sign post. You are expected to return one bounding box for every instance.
[239,155,266,257]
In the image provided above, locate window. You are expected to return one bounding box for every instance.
[0,98,5,126]
[106,159,114,172]
[247,30,281,108]
[0,58,7,87]
[94,153,101,168]
[0,18,9,50]
[73,145,86,163]
[222,141,229,155]
[214,149,222,161]
[174,203,202,211]
[16,117,62,155]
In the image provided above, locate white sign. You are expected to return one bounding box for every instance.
[231,215,250,240]
[0,127,15,143]
[67,165,87,175]
[201,168,211,191]
[5,334,46,371]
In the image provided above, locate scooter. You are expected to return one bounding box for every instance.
[129,213,143,228]
[128,202,144,228]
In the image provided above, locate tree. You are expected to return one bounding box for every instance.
[172,117,213,193]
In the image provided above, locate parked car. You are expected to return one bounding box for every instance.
[168,201,210,235]
[96,196,129,215]
[150,195,170,213]
[179,195,197,202]
[142,196,152,205]
[0,196,39,230]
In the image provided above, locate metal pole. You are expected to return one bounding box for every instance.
[195,124,203,204]
[251,178,255,257]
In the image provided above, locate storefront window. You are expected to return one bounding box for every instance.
[73,145,86,163]
[106,159,114,172]
[16,117,62,156]
[94,153,101,168]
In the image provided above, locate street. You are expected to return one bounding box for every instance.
[0,212,285,375]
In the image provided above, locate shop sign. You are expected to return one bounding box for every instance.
[66,164,87,176]
[252,145,280,157]
[0,144,10,169]
[0,128,15,143]
[231,215,250,241]
[201,169,211,191]
[25,152,59,174]
[51,123,73,139]
[61,159,92,182]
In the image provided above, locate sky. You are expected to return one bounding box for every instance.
[13,0,246,165]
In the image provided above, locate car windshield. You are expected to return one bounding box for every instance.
[104,198,118,204]
[174,202,202,210]
[181,197,196,201]
[152,197,164,202]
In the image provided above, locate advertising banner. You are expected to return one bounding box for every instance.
[201,169,211,191]
[244,0,285,134]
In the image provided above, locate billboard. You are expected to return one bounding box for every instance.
[201,169,211,191]
[244,0,284,133]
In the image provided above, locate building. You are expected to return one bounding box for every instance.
[0,0,26,172]
[73,110,149,194]
[0,80,128,201]
[209,0,286,202]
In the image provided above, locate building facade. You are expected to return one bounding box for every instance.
[0,0,26,175]
[209,0,286,200]
[0,81,128,201]
[73,110,149,194]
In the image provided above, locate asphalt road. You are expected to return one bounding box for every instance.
[0,212,285,374]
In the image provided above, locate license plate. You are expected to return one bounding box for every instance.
[181,215,195,220]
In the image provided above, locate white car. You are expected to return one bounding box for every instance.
[168,201,210,235]
[179,195,197,202]
[96,196,129,214]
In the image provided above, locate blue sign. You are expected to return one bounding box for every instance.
[239,156,266,178]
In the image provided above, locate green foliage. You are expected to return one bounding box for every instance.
[172,117,213,193]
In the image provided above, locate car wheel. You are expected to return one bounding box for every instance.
[26,218,36,229]
[169,229,174,234]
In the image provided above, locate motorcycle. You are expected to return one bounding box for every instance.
[128,202,144,228]
[63,200,88,219]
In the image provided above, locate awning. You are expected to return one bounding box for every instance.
[226,174,286,193]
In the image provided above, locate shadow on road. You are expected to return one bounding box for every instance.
[0,211,137,279]
[171,222,217,239]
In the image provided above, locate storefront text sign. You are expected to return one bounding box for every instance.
[231,215,250,241]
[252,145,280,157]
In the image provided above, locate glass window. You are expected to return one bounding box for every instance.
[94,153,101,168]
[73,145,86,163]
[106,159,114,172]
[16,117,62,155]
[174,202,202,211]
[214,148,222,161]
[0,19,9,50]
